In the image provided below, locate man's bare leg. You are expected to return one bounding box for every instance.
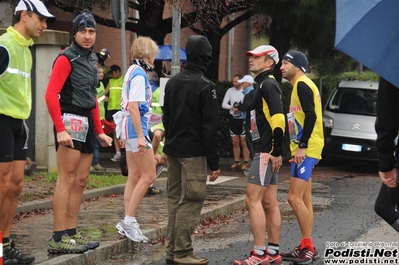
[0,161,25,237]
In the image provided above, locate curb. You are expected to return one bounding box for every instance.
[17,184,126,214]
[17,172,247,265]
[37,194,246,265]
[17,170,169,214]
[31,176,332,264]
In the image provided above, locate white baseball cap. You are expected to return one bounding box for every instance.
[15,0,55,22]
[245,45,279,64]
[238,75,254,84]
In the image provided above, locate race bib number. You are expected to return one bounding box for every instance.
[250,110,260,141]
[287,112,297,141]
[62,113,89,142]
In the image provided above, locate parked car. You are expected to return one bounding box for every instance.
[322,79,379,163]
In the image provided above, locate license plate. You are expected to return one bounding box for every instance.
[342,144,362,152]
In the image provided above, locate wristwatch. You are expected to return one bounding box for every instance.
[298,141,308,149]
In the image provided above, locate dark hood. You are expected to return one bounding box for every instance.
[185,35,212,74]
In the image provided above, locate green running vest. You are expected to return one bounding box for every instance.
[108,76,123,110]
[0,26,33,119]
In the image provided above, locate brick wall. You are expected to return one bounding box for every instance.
[47,6,252,82]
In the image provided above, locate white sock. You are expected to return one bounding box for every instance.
[124,216,137,223]
[254,246,266,256]
[267,245,279,255]
[116,151,121,155]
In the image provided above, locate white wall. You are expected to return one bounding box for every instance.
[34,45,61,172]
[33,30,70,172]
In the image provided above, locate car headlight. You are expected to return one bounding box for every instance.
[323,115,334,128]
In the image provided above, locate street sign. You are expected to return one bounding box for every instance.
[111,0,128,28]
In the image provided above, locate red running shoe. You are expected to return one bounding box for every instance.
[293,247,320,265]
[234,250,270,265]
[265,251,282,264]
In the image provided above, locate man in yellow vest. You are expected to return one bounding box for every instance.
[0,1,55,264]
[91,66,107,171]
[105,65,124,162]
[279,51,324,265]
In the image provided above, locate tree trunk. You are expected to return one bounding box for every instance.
[205,31,222,82]
[268,19,292,82]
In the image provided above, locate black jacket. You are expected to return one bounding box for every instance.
[375,78,399,172]
[163,35,220,171]
[252,70,285,156]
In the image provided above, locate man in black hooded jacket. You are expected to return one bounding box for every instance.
[163,35,220,265]
[374,77,399,232]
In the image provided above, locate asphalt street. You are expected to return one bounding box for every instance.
[11,158,396,265]
[97,165,396,265]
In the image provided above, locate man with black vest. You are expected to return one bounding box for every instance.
[45,11,112,254]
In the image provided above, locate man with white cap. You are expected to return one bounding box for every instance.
[222,74,251,173]
[233,74,255,171]
[234,45,286,265]
[0,1,54,264]
[279,50,324,264]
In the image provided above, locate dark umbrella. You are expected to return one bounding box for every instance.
[155,45,187,63]
[335,0,399,88]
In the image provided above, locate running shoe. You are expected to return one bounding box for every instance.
[3,258,18,265]
[3,240,35,264]
[115,219,148,243]
[240,163,249,172]
[293,247,320,265]
[71,232,100,249]
[234,250,270,265]
[147,185,162,195]
[111,153,121,162]
[92,164,106,171]
[280,245,301,261]
[266,251,282,264]
[281,246,319,262]
[116,219,126,236]
[229,163,240,171]
[47,235,88,254]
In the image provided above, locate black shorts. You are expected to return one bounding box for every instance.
[54,114,96,154]
[106,109,119,122]
[0,114,28,162]
[229,115,245,137]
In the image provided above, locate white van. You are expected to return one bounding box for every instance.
[322,79,378,162]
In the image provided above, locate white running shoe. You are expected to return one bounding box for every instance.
[111,153,121,162]
[116,219,126,236]
[115,220,147,243]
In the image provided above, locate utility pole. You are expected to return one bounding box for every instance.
[120,0,127,74]
[171,0,181,76]
[227,14,235,81]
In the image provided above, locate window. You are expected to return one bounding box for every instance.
[326,87,377,116]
